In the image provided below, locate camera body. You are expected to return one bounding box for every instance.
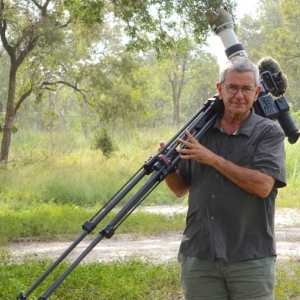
[254,71,299,144]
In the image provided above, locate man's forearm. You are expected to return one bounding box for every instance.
[164,170,190,198]
[211,155,275,198]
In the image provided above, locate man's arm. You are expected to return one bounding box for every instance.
[176,130,275,198]
[164,170,190,198]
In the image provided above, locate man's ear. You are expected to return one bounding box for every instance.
[253,85,262,102]
[216,82,223,99]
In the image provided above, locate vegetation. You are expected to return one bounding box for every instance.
[1,249,300,299]
[0,127,298,298]
[0,0,300,299]
[2,253,182,300]
[0,0,235,162]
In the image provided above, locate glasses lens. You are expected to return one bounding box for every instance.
[227,86,238,94]
[241,87,254,95]
[223,83,254,95]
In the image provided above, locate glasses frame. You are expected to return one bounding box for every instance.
[222,82,256,96]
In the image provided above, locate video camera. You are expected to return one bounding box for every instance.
[205,7,300,144]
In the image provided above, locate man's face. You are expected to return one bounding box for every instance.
[216,70,261,119]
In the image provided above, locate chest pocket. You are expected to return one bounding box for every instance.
[229,146,256,167]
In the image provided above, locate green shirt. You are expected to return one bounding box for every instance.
[179,110,286,262]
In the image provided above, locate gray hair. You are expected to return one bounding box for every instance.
[219,56,260,86]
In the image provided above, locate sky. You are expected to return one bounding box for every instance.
[206,0,260,66]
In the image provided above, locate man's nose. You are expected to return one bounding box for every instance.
[235,88,244,97]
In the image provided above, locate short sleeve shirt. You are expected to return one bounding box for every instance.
[178,110,286,262]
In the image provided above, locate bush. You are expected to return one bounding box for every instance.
[91,128,116,157]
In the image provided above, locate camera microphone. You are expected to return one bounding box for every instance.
[257,56,288,98]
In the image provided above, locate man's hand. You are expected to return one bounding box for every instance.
[176,130,217,166]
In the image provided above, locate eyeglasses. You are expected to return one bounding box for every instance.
[222,83,256,96]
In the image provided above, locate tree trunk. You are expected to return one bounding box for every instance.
[0,67,16,162]
[170,73,182,129]
[173,90,180,128]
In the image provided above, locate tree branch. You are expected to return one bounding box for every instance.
[14,87,33,116]
[41,81,89,101]
[31,0,43,10]
[0,0,14,60]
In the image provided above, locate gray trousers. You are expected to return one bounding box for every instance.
[178,253,276,300]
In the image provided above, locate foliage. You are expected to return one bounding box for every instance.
[0,0,239,162]
[237,0,300,111]
[0,0,76,161]
[91,127,115,157]
[65,0,237,58]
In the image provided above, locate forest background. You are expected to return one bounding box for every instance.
[1,0,300,299]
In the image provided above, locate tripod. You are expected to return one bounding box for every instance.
[17,96,224,300]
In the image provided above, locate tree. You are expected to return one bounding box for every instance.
[180,50,219,121]
[65,0,237,128]
[0,0,72,162]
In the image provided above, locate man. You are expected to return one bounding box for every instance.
[160,56,286,299]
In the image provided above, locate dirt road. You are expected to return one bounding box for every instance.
[8,205,300,264]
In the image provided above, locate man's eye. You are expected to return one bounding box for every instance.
[243,87,252,92]
[228,86,238,90]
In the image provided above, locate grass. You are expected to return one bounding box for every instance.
[0,203,186,243]
[275,260,300,300]
[1,252,300,299]
[0,128,180,208]
[1,251,181,300]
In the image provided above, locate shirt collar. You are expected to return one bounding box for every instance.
[213,109,256,137]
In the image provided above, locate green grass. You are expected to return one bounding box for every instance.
[1,251,181,300]
[0,128,180,208]
[0,203,186,243]
[275,260,300,300]
[1,252,300,299]
[1,128,299,209]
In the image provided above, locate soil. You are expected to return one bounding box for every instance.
[8,205,300,265]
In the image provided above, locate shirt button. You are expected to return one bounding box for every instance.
[212,195,215,198]
[211,216,215,220]
[216,174,219,178]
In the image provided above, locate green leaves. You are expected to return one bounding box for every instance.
[65,0,237,56]
[64,0,106,26]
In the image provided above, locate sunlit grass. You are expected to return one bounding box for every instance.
[0,203,186,243]
[2,128,299,209]
[0,251,181,300]
[1,251,299,300]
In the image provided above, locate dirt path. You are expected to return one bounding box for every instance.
[8,206,300,264]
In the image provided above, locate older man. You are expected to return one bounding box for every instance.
[161,56,286,300]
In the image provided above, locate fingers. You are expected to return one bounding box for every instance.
[177,129,195,148]
[159,141,165,148]
[159,129,196,154]
[184,129,197,143]
[158,141,166,152]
